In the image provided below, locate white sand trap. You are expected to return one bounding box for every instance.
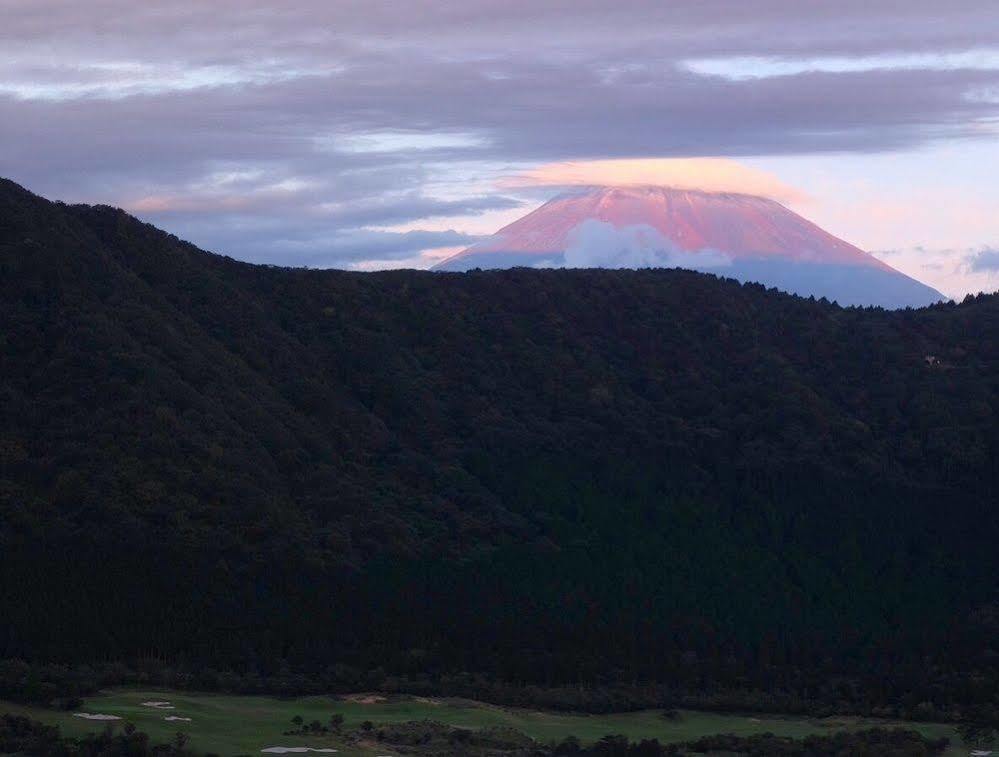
[73,713,122,721]
[141,701,175,709]
[260,749,337,754]
[164,716,192,721]
[343,693,385,704]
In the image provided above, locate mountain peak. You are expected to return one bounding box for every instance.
[433,184,945,309]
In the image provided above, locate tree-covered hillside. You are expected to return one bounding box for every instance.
[1,178,997,714]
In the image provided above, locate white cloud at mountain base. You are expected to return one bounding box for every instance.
[555,220,732,270]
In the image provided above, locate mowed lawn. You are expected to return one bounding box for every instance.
[0,689,966,756]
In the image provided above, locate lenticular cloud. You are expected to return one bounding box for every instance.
[508,158,803,203]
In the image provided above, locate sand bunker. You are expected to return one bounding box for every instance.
[164,716,192,721]
[343,693,386,704]
[141,701,175,709]
[260,749,338,754]
[73,713,121,721]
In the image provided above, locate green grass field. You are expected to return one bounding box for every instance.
[0,689,967,756]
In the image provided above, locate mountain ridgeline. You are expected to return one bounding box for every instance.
[1,178,998,713]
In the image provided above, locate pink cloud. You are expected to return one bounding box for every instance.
[506,158,806,203]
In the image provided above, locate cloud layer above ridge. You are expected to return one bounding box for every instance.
[1,0,998,287]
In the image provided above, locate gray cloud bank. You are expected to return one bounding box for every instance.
[968,248,999,273]
[2,1,999,267]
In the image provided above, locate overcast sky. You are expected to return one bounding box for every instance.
[3,1,999,297]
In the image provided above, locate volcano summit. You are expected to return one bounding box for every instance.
[434,186,945,309]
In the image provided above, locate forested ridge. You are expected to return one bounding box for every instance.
[1,177,998,717]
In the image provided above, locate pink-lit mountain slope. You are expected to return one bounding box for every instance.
[433,186,945,308]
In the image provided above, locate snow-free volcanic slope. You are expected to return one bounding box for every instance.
[433,186,945,308]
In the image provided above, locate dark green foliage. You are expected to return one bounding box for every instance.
[282,712,333,738]
[347,722,946,757]
[353,720,540,756]
[957,721,998,749]
[1,178,998,714]
[675,728,949,756]
[0,714,950,757]
[0,714,191,756]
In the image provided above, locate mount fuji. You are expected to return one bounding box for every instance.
[433,186,945,309]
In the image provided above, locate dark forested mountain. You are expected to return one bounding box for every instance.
[1,177,997,714]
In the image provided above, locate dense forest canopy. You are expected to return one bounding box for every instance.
[1,177,997,715]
